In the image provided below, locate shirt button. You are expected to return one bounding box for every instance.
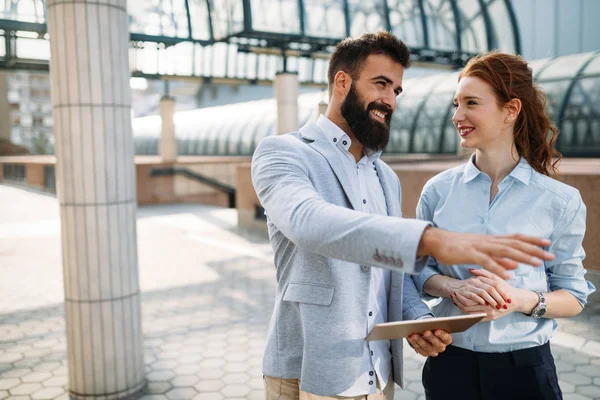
[333,138,337,142]
[369,371,374,376]
[363,199,366,204]
[369,311,373,316]
[370,351,374,356]
[479,217,485,224]
[361,265,369,272]
[343,140,348,145]
[369,381,373,385]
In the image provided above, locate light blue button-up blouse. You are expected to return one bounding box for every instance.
[412,156,596,353]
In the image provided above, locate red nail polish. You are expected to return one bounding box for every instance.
[507,298,512,304]
[485,302,489,306]
[450,294,453,298]
[469,268,475,272]
[503,305,508,309]
[496,305,501,309]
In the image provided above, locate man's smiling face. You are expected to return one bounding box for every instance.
[340,54,404,152]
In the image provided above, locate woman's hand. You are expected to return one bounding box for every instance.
[449,268,511,310]
[452,269,534,321]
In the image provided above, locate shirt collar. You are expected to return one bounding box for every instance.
[316,115,382,161]
[463,154,532,185]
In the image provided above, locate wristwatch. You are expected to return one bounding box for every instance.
[526,291,547,318]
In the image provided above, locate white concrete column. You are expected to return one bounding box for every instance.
[47,1,145,398]
[274,72,299,135]
[0,71,10,142]
[159,95,176,162]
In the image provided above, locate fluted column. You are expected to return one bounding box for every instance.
[0,71,10,142]
[274,72,299,135]
[159,95,176,162]
[47,1,145,398]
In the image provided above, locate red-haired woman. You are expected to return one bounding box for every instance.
[411,52,595,400]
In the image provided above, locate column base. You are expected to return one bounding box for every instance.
[69,379,146,400]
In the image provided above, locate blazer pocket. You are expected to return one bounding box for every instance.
[283,282,335,306]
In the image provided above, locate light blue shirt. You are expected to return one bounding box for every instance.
[412,155,596,353]
[316,115,391,395]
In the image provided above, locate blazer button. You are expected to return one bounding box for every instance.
[361,265,369,272]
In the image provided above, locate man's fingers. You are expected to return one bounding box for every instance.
[433,330,452,345]
[493,239,554,265]
[505,234,551,249]
[476,253,512,279]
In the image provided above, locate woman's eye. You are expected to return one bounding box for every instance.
[467,100,477,105]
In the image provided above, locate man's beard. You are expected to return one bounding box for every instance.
[340,83,392,152]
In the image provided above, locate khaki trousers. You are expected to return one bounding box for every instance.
[264,375,395,400]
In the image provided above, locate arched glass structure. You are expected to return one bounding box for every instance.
[133,51,600,157]
[0,0,520,84]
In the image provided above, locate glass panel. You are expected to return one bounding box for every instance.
[441,104,458,153]
[211,0,245,40]
[0,34,5,57]
[536,52,595,81]
[128,0,190,38]
[423,0,457,52]
[528,57,552,78]
[457,0,488,53]
[188,0,212,40]
[303,0,346,39]
[484,0,516,53]
[388,0,424,48]
[539,80,570,122]
[582,54,600,76]
[0,0,45,23]
[250,0,301,34]
[412,91,455,153]
[348,0,387,37]
[16,37,49,60]
[557,77,600,156]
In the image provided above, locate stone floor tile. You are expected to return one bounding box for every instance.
[148,371,177,381]
[563,394,592,400]
[559,380,575,393]
[10,382,43,395]
[1,367,32,378]
[561,372,593,386]
[220,384,250,397]
[22,371,53,383]
[175,365,200,375]
[196,368,225,380]
[0,353,22,363]
[223,362,249,373]
[194,380,224,393]
[575,365,600,377]
[576,385,600,398]
[145,381,172,394]
[0,391,7,400]
[31,387,65,400]
[42,376,68,388]
[247,390,264,400]
[170,375,199,387]
[165,387,197,400]
[0,378,20,390]
[140,396,168,400]
[221,373,249,385]
[192,393,223,400]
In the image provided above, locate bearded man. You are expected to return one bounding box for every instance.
[251,32,555,400]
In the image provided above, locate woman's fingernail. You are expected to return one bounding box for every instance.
[496,305,501,309]
[507,298,512,304]
[485,302,489,305]
[503,304,508,309]
[469,268,475,272]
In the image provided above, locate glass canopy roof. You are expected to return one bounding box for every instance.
[0,0,521,84]
[132,51,600,158]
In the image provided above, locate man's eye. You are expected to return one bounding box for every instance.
[377,81,386,86]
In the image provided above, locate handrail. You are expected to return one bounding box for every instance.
[149,167,236,208]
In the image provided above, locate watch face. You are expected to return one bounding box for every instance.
[533,304,547,318]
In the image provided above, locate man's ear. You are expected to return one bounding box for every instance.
[333,71,352,96]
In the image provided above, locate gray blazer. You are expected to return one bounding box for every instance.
[251,121,432,396]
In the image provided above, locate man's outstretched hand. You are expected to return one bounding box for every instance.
[417,227,554,279]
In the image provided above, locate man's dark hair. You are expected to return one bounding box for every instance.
[327,31,411,97]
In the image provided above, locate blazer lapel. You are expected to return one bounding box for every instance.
[374,159,401,217]
[300,123,362,210]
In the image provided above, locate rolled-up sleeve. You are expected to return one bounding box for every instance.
[412,184,443,298]
[546,191,596,306]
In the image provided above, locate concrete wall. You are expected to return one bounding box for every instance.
[236,158,600,275]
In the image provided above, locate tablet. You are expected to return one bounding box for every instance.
[365,313,487,341]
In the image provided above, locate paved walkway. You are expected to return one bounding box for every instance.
[1,184,599,400]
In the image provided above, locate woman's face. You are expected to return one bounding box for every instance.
[452,76,512,151]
